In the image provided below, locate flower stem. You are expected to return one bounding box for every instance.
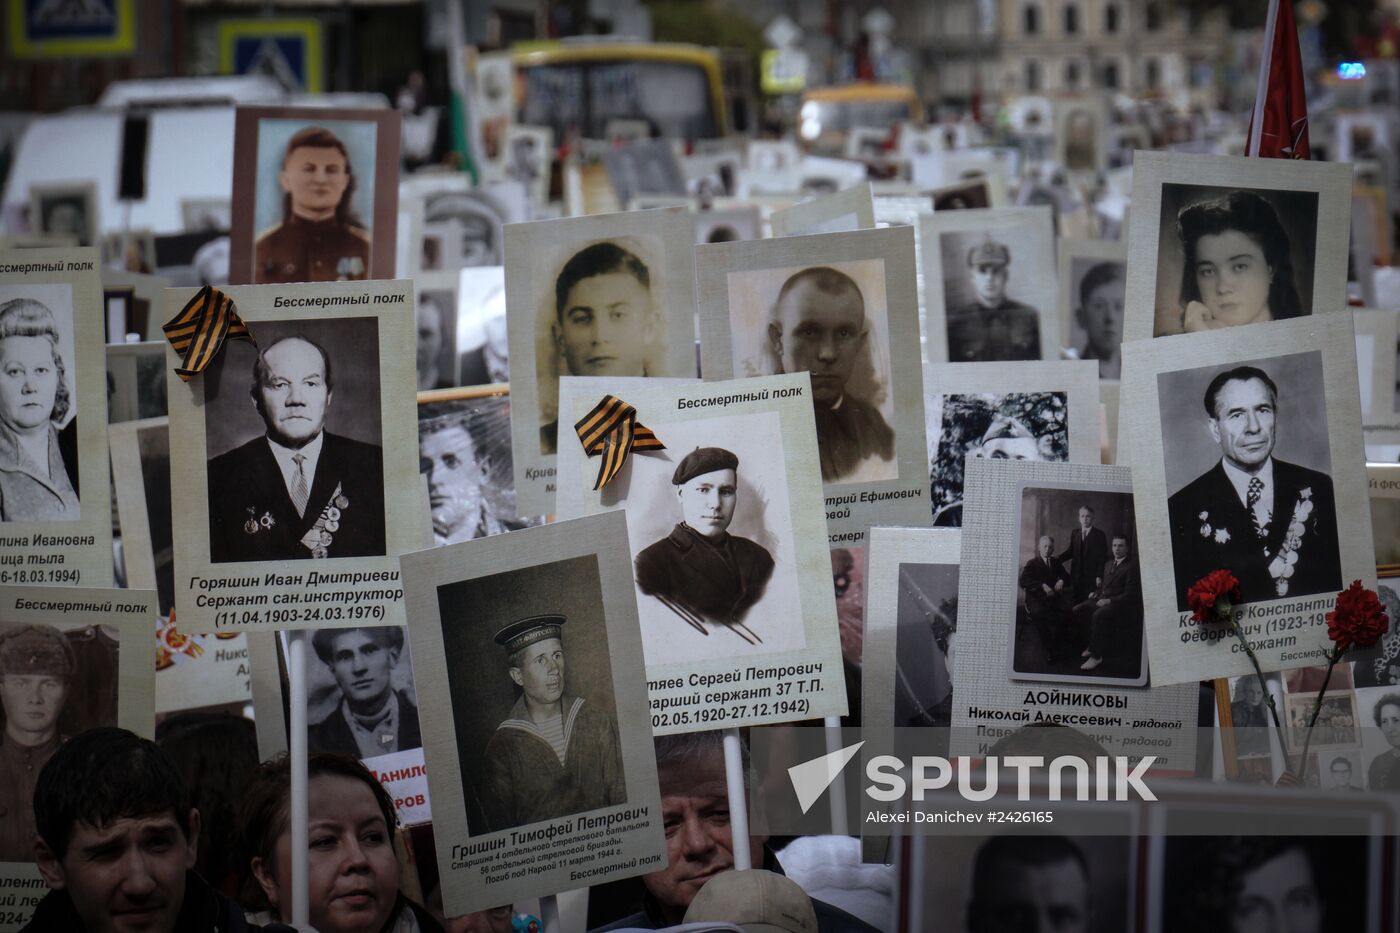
[1295,647,1345,787]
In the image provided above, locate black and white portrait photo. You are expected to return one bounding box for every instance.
[421,185,522,271]
[1285,690,1359,752]
[726,259,896,484]
[1225,672,1280,760]
[893,562,958,728]
[1361,687,1400,791]
[203,319,386,563]
[617,412,804,664]
[928,391,1069,528]
[1161,355,1341,610]
[929,208,1055,363]
[435,556,626,836]
[694,207,761,245]
[30,186,96,247]
[416,286,458,390]
[602,138,687,207]
[304,626,422,759]
[419,397,539,546]
[0,619,119,861]
[931,180,991,212]
[1010,485,1145,685]
[1349,578,1400,688]
[0,285,81,523]
[1067,257,1126,381]
[504,125,553,209]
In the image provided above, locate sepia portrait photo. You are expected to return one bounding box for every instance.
[921,206,1057,363]
[1009,484,1146,686]
[29,184,97,248]
[924,360,1100,529]
[1058,239,1128,381]
[507,208,696,516]
[202,318,386,564]
[229,106,400,285]
[1123,151,1351,341]
[399,512,664,915]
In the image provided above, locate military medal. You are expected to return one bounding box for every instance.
[320,530,333,546]
[312,546,328,558]
[327,506,341,521]
[335,494,349,509]
[244,508,259,535]
[325,519,340,532]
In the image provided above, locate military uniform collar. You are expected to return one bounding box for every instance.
[671,522,730,550]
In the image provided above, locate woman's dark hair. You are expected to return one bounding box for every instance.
[238,752,400,910]
[1167,837,1318,930]
[1372,692,1400,727]
[279,126,364,229]
[1176,190,1303,321]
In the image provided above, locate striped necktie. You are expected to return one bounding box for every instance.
[291,453,309,518]
[1247,477,1265,539]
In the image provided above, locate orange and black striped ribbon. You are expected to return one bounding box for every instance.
[162,286,256,382]
[575,394,665,489]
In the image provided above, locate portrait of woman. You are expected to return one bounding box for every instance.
[1174,190,1304,333]
[254,125,371,284]
[0,297,79,522]
[1366,692,1400,791]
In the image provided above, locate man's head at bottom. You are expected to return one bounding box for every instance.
[967,835,1090,933]
[641,731,764,924]
[33,727,200,933]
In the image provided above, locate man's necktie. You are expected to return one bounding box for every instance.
[291,453,309,518]
[1247,477,1265,539]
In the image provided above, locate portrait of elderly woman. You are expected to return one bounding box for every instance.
[1157,186,1317,336]
[0,297,80,522]
[254,125,371,284]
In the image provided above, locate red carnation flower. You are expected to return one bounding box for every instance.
[1326,580,1390,653]
[1187,569,1241,623]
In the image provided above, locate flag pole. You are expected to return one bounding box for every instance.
[1248,0,1282,157]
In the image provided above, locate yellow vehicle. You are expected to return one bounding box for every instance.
[511,40,729,142]
[799,83,924,154]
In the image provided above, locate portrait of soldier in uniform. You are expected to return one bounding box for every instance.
[1166,364,1340,609]
[943,235,1043,362]
[480,614,625,833]
[306,626,421,760]
[634,447,775,643]
[0,624,74,861]
[206,334,386,563]
[766,266,895,482]
[254,126,371,284]
[540,241,657,454]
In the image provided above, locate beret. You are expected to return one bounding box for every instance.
[672,447,739,486]
[310,626,403,665]
[980,415,1036,444]
[494,615,565,656]
[0,624,75,678]
[966,237,1010,267]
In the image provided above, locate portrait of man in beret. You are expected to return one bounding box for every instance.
[480,615,625,832]
[0,623,75,861]
[634,447,775,643]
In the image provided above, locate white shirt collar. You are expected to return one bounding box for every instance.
[1221,456,1274,511]
[266,432,325,505]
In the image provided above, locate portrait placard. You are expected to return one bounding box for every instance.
[1120,315,1374,684]
[1055,97,1108,175]
[0,248,113,586]
[0,584,157,923]
[924,361,1100,528]
[1057,239,1128,381]
[920,206,1058,364]
[414,270,460,391]
[769,183,876,237]
[928,174,1009,212]
[507,208,699,516]
[1367,464,1400,572]
[555,374,847,728]
[696,226,928,542]
[860,526,961,731]
[502,124,554,209]
[166,279,426,632]
[1123,151,1351,340]
[949,459,1200,770]
[399,511,665,915]
[228,106,401,285]
[28,184,97,248]
[1352,308,1400,426]
[695,206,762,245]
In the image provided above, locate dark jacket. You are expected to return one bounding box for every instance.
[1096,555,1141,611]
[635,523,775,626]
[20,870,294,932]
[1167,459,1341,610]
[207,432,386,563]
[946,297,1041,361]
[307,688,422,759]
[1019,553,1071,618]
[254,214,371,284]
[1058,526,1108,600]
[813,394,895,483]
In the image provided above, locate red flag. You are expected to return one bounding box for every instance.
[1247,0,1310,159]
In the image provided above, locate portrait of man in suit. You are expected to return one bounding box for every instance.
[1059,505,1108,603]
[767,266,895,483]
[1074,534,1143,675]
[306,626,420,759]
[1167,365,1341,609]
[1019,534,1072,664]
[206,334,386,563]
[634,447,775,643]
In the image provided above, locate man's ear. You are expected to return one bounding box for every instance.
[34,837,65,890]
[508,667,524,689]
[1207,418,1222,446]
[767,320,783,359]
[250,855,280,913]
[184,808,202,869]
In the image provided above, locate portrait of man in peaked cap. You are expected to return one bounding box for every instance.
[943,234,1043,362]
